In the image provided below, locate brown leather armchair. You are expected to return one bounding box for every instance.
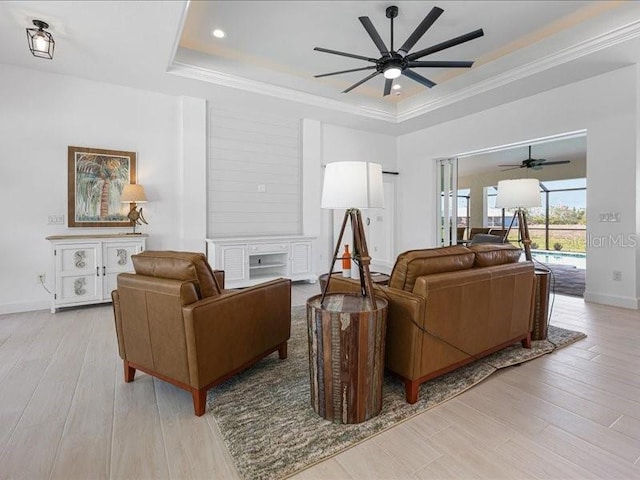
[111,251,291,416]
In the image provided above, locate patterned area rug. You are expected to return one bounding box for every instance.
[207,306,586,480]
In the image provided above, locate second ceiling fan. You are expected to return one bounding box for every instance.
[314,5,484,96]
[500,146,571,171]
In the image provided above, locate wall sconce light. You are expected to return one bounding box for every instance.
[26,20,55,60]
[120,184,148,235]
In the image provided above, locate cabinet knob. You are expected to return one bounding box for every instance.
[96,267,99,277]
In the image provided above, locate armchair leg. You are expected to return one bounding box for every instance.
[124,361,136,383]
[192,388,207,417]
[278,341,288,360]
[405,380,419,404]
[521,333,532,349]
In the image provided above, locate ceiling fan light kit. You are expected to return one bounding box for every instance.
[314,5,484,96]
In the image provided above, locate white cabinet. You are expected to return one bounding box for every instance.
[206,236,316,288]
[47,234,147,312]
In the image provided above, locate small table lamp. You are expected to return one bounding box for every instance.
[495,178,541,261]
[120,184,148,234]
[320,161,384,306]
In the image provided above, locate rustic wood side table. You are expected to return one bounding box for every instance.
[306,292,388,424]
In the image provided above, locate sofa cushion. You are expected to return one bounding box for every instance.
[132,251,221,299]
[467,243,522,267]
[389,246,475,292]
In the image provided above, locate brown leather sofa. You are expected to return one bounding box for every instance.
[112,251,291,416]
[326,243,535,403]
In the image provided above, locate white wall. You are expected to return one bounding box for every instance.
[397,66,639,309]
[0,64,182,313]
[180,97,207,251]
[313,124,398,273]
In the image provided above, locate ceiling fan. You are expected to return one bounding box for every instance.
[499,146,571,171]
[313,5,484,96]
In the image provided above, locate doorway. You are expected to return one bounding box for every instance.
[452,132,587,297]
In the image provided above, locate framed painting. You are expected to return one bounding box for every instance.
[68,146,137,227]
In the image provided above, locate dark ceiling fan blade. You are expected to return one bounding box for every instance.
[501,166,525,171]
[408,60,474,68]
[541,160,571,166]
[403,69,436,88]
[498,164,523,167]
[342,71,380,93]
[314,47,377,63]
[314,66,377,78]
[398,6,444,56]
[358,16,389,57]
[383,78,393,96]
[406,29,484,61]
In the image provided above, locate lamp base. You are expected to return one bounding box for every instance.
[320,208,377,309]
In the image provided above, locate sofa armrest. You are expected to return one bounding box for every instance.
[182,278,291,388]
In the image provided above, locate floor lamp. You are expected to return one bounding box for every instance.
[320,161,384,307]
[495,178,541,261]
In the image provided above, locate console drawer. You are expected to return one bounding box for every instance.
[248,243,289,254]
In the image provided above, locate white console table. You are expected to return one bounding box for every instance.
[47,234,147,313]
[206,236,316,288]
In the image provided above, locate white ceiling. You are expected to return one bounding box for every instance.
[1,1,640,135]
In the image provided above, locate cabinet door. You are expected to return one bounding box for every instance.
[290,241,312,276]
[220,245,248,283]
[102,241,144,297]
[54,243,102,305]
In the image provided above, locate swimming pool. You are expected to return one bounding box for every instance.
[530,250,586,269]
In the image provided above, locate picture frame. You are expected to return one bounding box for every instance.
[68,146,137,228]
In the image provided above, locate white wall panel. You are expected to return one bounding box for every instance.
[208,107,301,237]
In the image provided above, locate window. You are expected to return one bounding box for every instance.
[486,178,586,252]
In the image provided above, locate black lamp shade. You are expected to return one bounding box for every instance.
[26,20,55,60]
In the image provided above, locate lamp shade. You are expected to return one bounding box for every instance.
[321,162,384,209]
[495,178,540,208]
[120,184,147,203]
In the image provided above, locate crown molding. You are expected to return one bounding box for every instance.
[168,18,640,125]
[167,61,398,123]
[397,19,640,123]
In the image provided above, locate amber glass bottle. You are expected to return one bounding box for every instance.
[342,245,351,277]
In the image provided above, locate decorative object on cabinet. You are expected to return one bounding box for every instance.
[46,234,146,313]
[495,178,541,260]
[68,146,136,228]
[120,184,148,234]
[206,236,316,289]
[26,19,55,59]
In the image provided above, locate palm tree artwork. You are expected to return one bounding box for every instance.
[75,154,130,222]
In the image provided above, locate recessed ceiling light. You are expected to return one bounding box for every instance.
[212,29,226,38]
[392,84,401,90]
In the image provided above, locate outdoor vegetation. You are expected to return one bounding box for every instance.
[507,205,586,252]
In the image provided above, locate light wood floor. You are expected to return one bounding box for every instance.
[0,284,639,479]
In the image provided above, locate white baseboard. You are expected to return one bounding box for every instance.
[583,291,639,310]
[0,300,50,315]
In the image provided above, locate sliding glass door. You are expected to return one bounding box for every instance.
[437,158,458,246]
